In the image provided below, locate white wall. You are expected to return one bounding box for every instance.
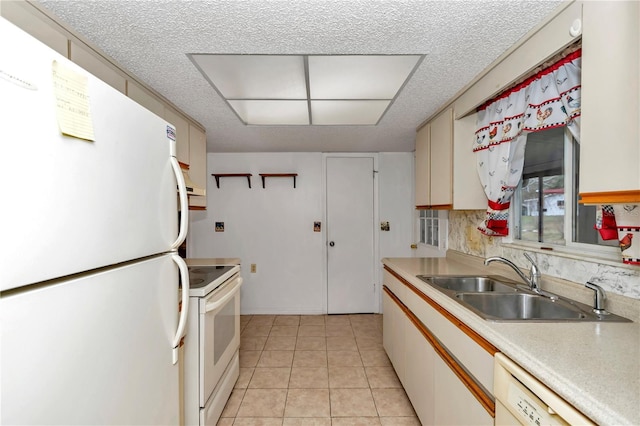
[188,152,414,314]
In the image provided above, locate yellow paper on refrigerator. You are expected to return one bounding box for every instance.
[52,60,95,141]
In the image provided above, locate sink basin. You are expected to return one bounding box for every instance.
[455,293,588,321]
[417,275,518,293]
[415,274,631,322]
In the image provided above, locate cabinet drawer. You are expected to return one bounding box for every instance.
[383,269,405,300]
[404,287,495,395]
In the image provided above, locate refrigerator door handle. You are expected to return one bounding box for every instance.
[171,156,189,250]
[171,254,189,365]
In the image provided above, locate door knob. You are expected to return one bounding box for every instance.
[329,241,335,247]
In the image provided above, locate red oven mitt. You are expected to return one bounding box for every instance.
[594,205,618,240]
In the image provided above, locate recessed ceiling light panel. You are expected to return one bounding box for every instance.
[190,53,424,126]
[311,100,390,125]
[228,100,309,125]
[192,55,307,99]
[308,55,422,100]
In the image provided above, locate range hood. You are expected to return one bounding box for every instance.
[180,163,205,196]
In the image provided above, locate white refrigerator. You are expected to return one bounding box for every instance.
[0,18,190,425]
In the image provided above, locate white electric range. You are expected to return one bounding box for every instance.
[183,260,242,426]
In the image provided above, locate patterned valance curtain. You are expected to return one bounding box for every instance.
[474,49,582,236]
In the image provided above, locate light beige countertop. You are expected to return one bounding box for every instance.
[185,258,241,267]
[382,254,640,425]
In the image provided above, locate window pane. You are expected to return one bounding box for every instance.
[433,220,439,246]
[520,177,540,242]
[418,210,440,247]
[542,175,565,244]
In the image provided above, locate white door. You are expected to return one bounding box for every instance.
[326,156,375,314]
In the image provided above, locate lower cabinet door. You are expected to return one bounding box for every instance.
[433,355,493,425]
[404,319,435,425]
[382,292,406,383]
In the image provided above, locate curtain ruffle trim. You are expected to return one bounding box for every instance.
[477,49,582,111]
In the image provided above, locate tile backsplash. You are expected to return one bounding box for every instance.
[448,210,640,300]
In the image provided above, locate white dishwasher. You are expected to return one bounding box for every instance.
[494,353,594,426]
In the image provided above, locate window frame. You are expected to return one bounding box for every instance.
[509,128,621,262]
[418,209,448,249]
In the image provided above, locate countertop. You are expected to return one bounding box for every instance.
[382,255,640,425]
[185,258,241,267]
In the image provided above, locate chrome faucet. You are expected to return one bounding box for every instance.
[484,253,542,293]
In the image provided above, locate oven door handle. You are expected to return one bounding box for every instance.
[205,276,243,313]
[171,253,189,365]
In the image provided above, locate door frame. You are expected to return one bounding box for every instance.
[322,153,380,314]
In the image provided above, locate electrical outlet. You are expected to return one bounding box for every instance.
[250,264,256,273]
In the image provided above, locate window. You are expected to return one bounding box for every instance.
[513,127,618,250]
[419,209,439,247]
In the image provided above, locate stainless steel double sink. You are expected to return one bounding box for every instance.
[416,275,631,322]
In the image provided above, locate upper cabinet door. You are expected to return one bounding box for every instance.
[188,124,207,209]
[580,1,640,204]
[452,111,486,210]
[69,41,126,94]
[415,124,431,208]
[164,108,190,165]
[416,107,485,210]
[127,81,164,118]
[429,108,453,207]
[0,1,68,56]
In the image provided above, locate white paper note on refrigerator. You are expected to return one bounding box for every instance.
[52,60,95,141]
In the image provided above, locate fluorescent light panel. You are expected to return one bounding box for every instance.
[190,54,422,125]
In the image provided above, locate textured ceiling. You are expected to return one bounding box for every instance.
[36,0,562,153]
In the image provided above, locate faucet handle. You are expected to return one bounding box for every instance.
[585,282,609,315]
[523,253,541,288]
[523,252,538,271]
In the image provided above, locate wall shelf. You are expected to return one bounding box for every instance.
[211,173,253,188]
[259,173,298,188]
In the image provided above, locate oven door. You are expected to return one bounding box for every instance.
[199,273,242,407]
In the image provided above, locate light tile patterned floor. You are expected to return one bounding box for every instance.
[217,314,421,426]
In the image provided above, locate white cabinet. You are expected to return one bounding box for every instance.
[188,124,207,209]
[580,0,640,204]
[415,123,431,207]
[416,108,485,210]
[69,41,127,94]
[452,111,487,210]
[0,1,68,56]
[382,267,495,425]
[382,291,406,384]
[404,318,435,424]
[127,81,164,118]
[433,356,493,426]
[429,108,453,207]
[415,109,452,209]
[164,108,190,165]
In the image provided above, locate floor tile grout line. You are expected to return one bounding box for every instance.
[233,315,411,424]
